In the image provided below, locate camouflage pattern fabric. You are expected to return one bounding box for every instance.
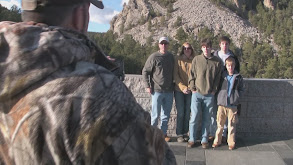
[0,21,176,165]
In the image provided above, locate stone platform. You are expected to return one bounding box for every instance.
[168,137,293,165]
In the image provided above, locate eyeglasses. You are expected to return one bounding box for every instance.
[184,47,192,50]
[160,42,169,45]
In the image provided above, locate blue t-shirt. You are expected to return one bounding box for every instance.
[227,74,234,106]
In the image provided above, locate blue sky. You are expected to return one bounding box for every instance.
[0,0,128,32]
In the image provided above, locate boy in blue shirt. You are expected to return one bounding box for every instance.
[212,57,244,150]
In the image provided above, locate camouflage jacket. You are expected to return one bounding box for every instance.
[0,21,176,165]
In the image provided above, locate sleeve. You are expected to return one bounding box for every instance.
[188,58,196,91]
[142,55,154,88]
[238,75,245,97]
[235,57,241,73]
[173,57,188,92]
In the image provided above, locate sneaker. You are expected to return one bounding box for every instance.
[165,135,171,142]
[202,143,209,149]
[212,143,220,148]
[177,136,184,143]
[183,135,189,142]
[187,141,195,148]
[228,145,235,150]
[208,136,214,142]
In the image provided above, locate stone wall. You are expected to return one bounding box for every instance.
[124,74,293,138]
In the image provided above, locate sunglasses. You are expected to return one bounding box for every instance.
[160,42,169,45]
[184,47,192,50]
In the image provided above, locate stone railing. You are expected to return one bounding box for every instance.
[124,74,293,138]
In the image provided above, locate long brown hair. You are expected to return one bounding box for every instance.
[179,42,195,57]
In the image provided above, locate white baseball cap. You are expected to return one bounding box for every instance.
[159,37,169,43]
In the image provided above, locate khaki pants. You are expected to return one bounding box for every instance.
[213,105,238,147]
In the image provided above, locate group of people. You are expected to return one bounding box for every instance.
[142,36,244,150]
[0,0,245,163]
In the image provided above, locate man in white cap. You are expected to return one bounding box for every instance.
[0,1,176,164]
[142,37,174,142]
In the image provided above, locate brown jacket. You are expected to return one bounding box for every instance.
[173,55,194,92]
[189,54,222,95]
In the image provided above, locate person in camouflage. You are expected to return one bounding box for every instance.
[0,0,176,164]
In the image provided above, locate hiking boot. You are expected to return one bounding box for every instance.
[187,141,195,148]
[165,135,171,142]
[177,136,184,143]
[202,143,209,149]
[183,135,189,142]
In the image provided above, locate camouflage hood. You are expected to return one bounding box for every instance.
[0,21,115,111]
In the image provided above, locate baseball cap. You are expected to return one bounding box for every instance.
[22,0,104,11]
[159,37,169,44]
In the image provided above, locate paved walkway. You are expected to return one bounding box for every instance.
[168,137,293,165]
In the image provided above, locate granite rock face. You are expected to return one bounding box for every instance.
[232,0,276,10]
[110,0,262,47]
[124,75,293,138]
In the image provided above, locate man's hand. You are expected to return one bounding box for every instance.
[182,88,191,94]
[146,87,152,94]
[107,56,115,61]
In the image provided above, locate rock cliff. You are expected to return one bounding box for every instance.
[232,0,276,10]
[110,0,274,47]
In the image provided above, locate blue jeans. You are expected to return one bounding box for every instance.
[151,92,173,135]
[174,91,191,136]
[210,98,218,137]
[189,92,214,143]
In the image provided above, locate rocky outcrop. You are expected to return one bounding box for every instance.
[110,0,279,49]
[110,0,263,47]
[232,0,277,10]
[110,0,152,36]
[232,0,254,10]
[263,0,277,10]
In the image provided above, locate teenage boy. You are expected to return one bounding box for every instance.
[188,39,222,148]
[142,37,174,142]
[210,36,241,142]
[214,36,240,72]
[212,57,244,150]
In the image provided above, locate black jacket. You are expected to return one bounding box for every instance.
[217,71,244,106]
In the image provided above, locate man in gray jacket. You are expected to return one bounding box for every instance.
[142,37,174,142]
[0,0,176,164]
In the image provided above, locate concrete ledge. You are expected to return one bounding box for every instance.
[124,74,293,138]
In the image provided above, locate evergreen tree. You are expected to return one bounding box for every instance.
[147,18,152,32]
[0,5,21,22]
[175,27,188,44]
[160,16,166,27]
[173,16,182,27]
[264,58,279,78]
[167,3,173,13]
